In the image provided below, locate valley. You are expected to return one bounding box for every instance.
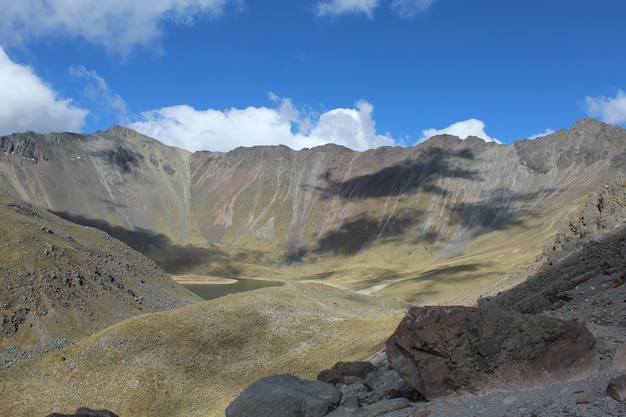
[0,118,625,416]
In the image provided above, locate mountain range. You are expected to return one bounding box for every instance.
[0,118,625,416]
[2,118,625,302]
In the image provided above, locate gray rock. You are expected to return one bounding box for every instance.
[325,398,411,417]
[606,374,626,402]
[225,374,341,417]
[45,408,118,417]
[386,306,599,399]
[352,398,411,417]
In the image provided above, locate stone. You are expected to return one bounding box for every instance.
[386,306,599,399]
[607,374,626,402]
[45,408,119,417]
[225,374,341,417]
[576,392,595,404]
[351,398,411,417]
[318,361,377,384]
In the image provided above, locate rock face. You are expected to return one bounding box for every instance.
[386,306,599,399]
[225,374,342,417]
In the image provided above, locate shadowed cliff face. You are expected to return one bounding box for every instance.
[1,119,625,301]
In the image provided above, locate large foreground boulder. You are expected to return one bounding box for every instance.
[225,374,342,417]
[386,306,599,399]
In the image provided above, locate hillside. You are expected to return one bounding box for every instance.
[0,283,408,417]
[0,190,201,369]
[1,119,625,305]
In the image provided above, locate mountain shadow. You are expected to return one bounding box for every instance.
[313,209,424,257]
[51,211,227,274]
[315,146,482,200]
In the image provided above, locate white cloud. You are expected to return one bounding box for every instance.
[584,90,626,124]
[315,0,380,17]
[419,119,501,144]
[527,128,555,140]
[315,0,435,18]
[0,0,243,55]
[0,47,87,135]
[128,97,395,152]
[390,0,435,18]
[70,66,128,123]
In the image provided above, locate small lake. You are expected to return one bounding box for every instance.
[183,278,283,300]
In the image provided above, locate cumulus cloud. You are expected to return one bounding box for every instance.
[527,128,555,140]
[584,90,626,124]
[315,0,434,18]
[419,119,501,144]
[0,0,243,55]
[129,96,395,152]
[0,47,87,135]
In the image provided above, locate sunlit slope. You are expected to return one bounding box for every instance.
[189,119,626,302]
[0,283,408,417]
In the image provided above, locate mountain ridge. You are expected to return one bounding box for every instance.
[1,118,625,303]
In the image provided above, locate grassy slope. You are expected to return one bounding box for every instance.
[0,283,407,417]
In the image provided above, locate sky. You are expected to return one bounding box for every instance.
[1,0,625,152]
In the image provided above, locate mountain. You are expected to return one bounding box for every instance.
[1,118,626,417]
[0,189,201,369]
[1,119,625,304]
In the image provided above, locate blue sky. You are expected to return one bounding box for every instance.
[1,0,625,152]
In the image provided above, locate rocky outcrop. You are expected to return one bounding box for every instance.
[226,365,419,417]
[385,306,599,399]
[45,408,118,417]
[225,374,342,417]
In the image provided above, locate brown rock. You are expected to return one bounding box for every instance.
[607,374,626,402]
[386,306,598,399]
[317,361,377,384]
[576,392,595,404]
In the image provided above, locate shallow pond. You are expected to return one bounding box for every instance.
[183,278,283,300]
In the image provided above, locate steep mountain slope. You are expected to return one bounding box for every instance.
[0,190,201,369]
[0,126,209,272]
[1,119,625,304]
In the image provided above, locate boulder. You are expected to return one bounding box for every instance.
[607,374,626,402]
[45,408,118,417]
[318,362,377,384]
[225,374,341,417]
[386,306,599,399]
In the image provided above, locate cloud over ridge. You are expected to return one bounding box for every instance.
[585,90,626,125]
[129,96,395,152]
[420,119,500,144]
